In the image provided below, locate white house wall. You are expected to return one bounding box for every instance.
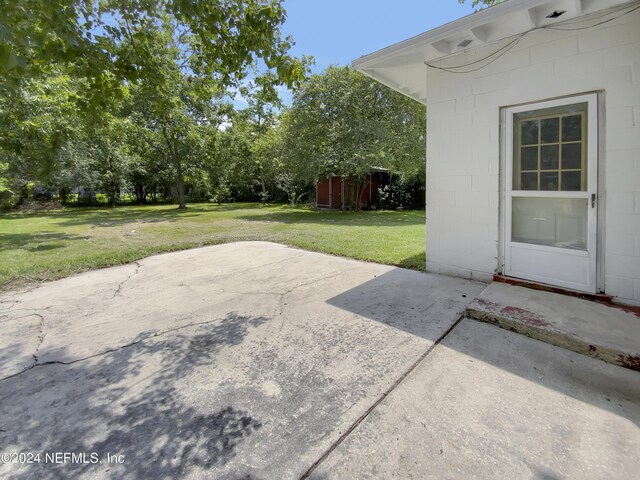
[425,10,640,304]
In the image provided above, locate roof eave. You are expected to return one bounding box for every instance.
[353,0,545,69]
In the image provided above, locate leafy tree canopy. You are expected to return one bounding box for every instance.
[0,0,311,108]
[284,66,425,210]
[459,0,507,9]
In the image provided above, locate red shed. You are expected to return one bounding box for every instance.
[316,168,389,210]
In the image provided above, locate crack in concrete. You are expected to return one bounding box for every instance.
[0,299,22,313]
[31,313,46,365]
[1,262,338,384]
[280,273,342,297]
[185,251,315,291]
[242,250,312,271]
[0,314,241,384]
[111,261,142,299]
[0,312,47,323]
[272,273,344,329]
[1,306,52,313]
[184,272,342,298]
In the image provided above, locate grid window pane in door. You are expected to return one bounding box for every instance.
[513,102,587,192]
[562,115,582,141]
[541,117,559,143]
[541,145,559,169]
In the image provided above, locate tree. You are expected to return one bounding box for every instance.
[213,111,258,202]
[223,77,283,203]
[459,0,507,8]
[1,0,311,209]
[130,67,214,210]
[1,0,310,104]
[0,65,139,206]
[0,160,15,208]
[283,66,425,210]
[250,125,281,203]
[275,110,315,206]
[0,71,82,185]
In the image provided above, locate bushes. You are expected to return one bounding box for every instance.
[0,190,19,210]
[377,173,425,211]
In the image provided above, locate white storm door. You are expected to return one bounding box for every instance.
[504,94,598,293]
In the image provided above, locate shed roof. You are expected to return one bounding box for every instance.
[352,0,639,104]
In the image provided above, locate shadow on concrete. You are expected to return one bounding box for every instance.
[326,269,640,426]
[0,312,268,479]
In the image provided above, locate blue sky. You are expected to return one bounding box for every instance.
[282,0,477,72]
[233,1,478,107]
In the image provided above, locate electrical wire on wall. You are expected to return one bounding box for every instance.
[424,1,640,74]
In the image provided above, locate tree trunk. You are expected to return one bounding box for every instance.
[107,183,119,207]
[260,178,268,203]
[163,125,186,209]
[176,159,186,209]
[133,183,147,204]
[355,175,368,212]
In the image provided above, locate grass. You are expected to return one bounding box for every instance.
[0,202,426,292]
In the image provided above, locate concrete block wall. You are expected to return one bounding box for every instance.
[425,9,640,304]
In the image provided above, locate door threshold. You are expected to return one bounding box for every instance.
[492,274,612,304]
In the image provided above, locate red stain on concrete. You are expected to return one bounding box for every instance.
[612,304,640,319]
[493,275,640,319]
[492,275,640,320]
[500,306,550,327]
[618,354,640,372]
[492,275,613,303]
[473,299,550,328]
[476,299,500,309]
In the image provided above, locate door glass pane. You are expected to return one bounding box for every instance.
[540,117,559,143]
[561,143,581,169]
[540,145,559,169]
[562,115,582,141]
[540,172,558,191]
[521,146,538,170]
[512,197,588,250]
[561,171,581,191]
[513,102,587,192]
[521,120,538,145]
[521,172,538,190]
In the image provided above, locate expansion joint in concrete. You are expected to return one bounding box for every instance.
[299,314,466,479]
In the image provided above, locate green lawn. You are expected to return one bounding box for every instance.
[0,203,425,292]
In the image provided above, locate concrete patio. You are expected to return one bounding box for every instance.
[0,242,638,479]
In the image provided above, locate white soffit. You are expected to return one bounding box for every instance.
[352,0,639,104]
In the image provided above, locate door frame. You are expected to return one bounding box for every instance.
[499,92,602,293]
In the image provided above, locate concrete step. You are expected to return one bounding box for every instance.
[465,282,640,372]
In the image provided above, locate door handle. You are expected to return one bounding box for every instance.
[591,193,596,208]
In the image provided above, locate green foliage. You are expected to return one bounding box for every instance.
[0,0,311,105]
[122,20,222,208]
[377,172,425,211]
[458,0,507,9]
[0,161,18,209]
[0,3,426,214]
[283,66,426,210]
[0,1,310,209]
[0,71,83,183]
